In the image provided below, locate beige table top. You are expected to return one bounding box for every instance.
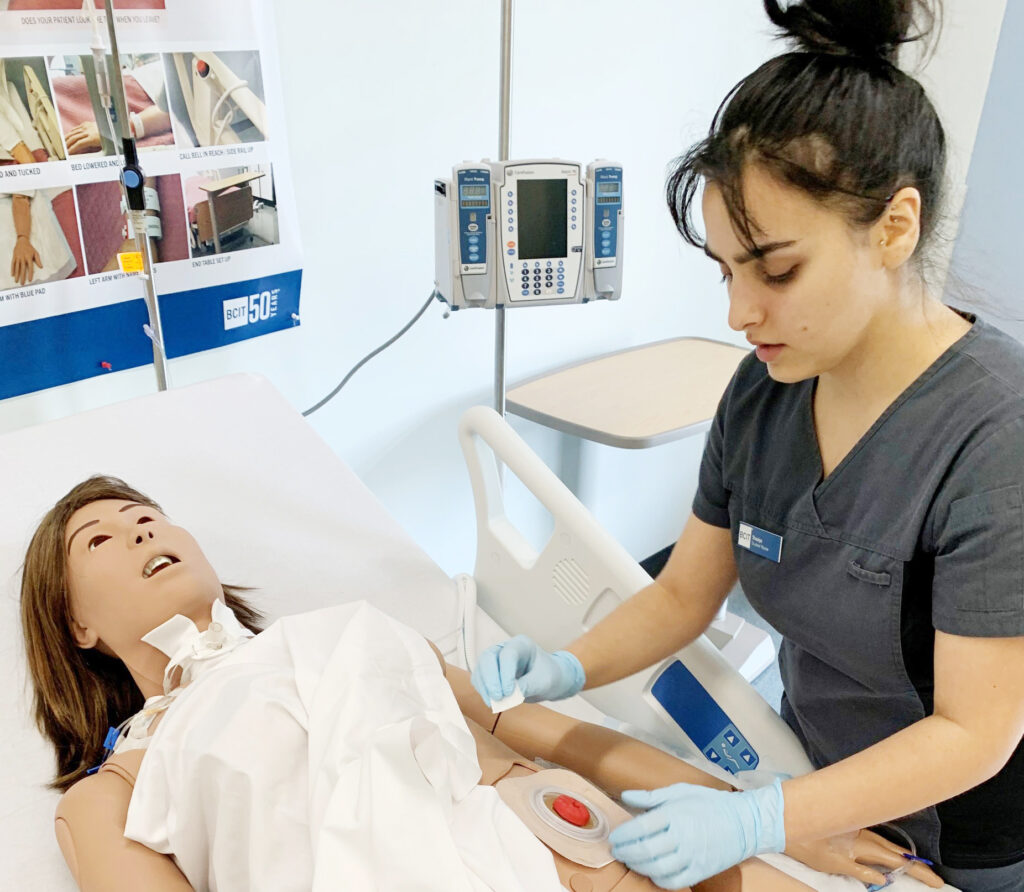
[506,337,750,448]
[199,171,265,194]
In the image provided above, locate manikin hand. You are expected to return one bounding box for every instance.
[65,120,101,154]
[12,235,42,286]
[785,829,943,888]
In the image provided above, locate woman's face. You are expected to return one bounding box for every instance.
[64,499,223,655]
[702,164,892,383]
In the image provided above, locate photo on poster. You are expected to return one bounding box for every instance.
[0,186,84,291]
[185,164,278,257]
[164,51,267,148]
[0,56,64,164]
[76,173,187,274]
[48,53,174,156]
[0,1,165,9]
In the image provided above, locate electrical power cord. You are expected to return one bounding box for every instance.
[302,290,442,417]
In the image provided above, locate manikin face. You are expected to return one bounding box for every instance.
[65,499,223,656]
[702,165,892,383]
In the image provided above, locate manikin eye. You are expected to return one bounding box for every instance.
[136,516,155,524]
[88,534,111,551]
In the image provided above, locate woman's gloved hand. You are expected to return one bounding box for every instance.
[609,778,786,889]
[471,635,585,705]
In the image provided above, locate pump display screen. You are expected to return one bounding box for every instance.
[517,179,567,259]
[598,182,619,193]
[460,184,489,208]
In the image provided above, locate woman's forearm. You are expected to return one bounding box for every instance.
[566,579,715,690]
[783,713,1011,845]
[785,631,1024,844]
[568,516,737,690]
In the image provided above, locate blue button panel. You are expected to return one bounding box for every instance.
[650,660,759,774]
[457,169,490,267]
[592,167,622,262]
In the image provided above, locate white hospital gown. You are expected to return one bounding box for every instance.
[124,602,563,892]
[0,63,44,158]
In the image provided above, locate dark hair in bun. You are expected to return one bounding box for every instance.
[764,0,938,65]
[668,0,946,265]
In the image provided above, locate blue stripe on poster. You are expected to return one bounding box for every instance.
[161,269,302,358]
[0,300,154,400]
[0,269,302,400]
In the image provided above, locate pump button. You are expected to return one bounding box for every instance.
[552,795,590,827]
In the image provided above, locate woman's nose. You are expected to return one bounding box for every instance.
[727,280,765,332]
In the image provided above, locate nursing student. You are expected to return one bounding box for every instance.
[473,1,1024,889]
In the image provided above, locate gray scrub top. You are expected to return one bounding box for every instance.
[693,313,1024,869]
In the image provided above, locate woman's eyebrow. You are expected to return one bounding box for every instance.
[704,240,797,265]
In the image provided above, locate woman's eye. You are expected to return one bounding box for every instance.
[87,535,111,551]
[763,266,798,286]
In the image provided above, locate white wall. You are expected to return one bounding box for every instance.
[0,0,1008,577]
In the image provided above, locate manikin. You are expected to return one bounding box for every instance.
[19,476,940,891]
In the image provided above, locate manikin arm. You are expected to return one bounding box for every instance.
[451,662,733,795]
[10,141,35,164]
[54,739,193,890]
[11,193,42,286]
[446,663,812,892]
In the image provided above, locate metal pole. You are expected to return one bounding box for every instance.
[103,0,169,391]
[495,0,513,416]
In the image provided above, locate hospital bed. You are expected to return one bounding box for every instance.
[0,374,951,890]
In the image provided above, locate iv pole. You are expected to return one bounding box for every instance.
[94,0,170,391]
[495,0,513,416]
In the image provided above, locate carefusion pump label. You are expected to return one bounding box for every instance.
[223,289,280,330]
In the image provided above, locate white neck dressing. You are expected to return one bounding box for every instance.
[141,597,255,695]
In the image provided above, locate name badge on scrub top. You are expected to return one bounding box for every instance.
[738,522,783,563]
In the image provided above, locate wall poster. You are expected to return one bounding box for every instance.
[0,0,301,398]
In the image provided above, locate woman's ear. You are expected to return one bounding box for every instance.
[69,616,99,649]
[875,186,922,268]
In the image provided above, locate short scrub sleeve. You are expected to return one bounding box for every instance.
[692,388,731,529]
[930,418,1024,636]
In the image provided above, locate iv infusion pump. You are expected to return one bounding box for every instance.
[434,159,623,310]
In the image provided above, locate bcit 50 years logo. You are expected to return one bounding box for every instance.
[223,289,280,330]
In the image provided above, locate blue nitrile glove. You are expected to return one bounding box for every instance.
[471,634,585,705]
[609,778,786,889]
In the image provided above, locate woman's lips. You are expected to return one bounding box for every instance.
[755,344,784,363]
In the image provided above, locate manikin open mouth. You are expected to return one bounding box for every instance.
[142,554,181,578]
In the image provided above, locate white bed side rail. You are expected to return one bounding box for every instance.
[458,406,814,779]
